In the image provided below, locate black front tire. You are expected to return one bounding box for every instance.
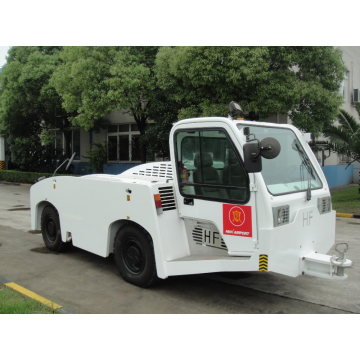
[114,224,160,288]
[41,205,68,252]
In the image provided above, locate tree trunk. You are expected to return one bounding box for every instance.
[61,117,72,159]
[140,142,147,163]
[135,116,148,164]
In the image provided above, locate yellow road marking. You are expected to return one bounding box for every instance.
[5,282,62,310]
[336,213,353,218]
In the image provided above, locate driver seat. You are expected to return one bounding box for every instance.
[193,153,228,199]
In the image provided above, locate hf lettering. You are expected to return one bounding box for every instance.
[303,211,313,227]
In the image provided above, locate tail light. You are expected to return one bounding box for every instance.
[154,194,163,215]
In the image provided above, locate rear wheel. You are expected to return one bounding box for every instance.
[41,205,68,252]
[114,224,159,288]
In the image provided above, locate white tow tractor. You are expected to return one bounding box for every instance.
[30,102,352,287]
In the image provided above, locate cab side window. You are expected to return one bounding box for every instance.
[176,129,249,202]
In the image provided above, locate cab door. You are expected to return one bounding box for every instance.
[172,122,258,255]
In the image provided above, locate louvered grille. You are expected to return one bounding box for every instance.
[281,206,290,222]
[133,163,173,178]
[159,186,176,211]
[192,226,227,250]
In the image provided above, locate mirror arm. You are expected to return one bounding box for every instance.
[246,134,261,160]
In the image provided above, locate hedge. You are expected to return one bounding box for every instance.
[0,170,79,184]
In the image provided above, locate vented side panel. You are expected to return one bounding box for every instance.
[132,163,173,178]
[159,186,176,211]
[192,226,228,251]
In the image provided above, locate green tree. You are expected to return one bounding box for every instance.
[155,46,346,133]
[51,46,163,163]
[323,106,360,168]
[140,91,182,160]
[0,46,75,171]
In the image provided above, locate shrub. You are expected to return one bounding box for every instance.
[0,170,79,184]
[82,141,111,174]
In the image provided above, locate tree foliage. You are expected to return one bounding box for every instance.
[140,91,182,159]
[51,46,163,163]
[50,46,116,132]
[323,105,360,168]
[0,46,74,171]
[155,46,346,132]
[0,46,349,171]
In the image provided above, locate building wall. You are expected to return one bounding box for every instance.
[354,161,360,184]
[321,164,354,189]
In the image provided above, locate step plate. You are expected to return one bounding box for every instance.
[170,255,251,262]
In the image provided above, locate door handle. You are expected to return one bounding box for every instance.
[184,198,194,206]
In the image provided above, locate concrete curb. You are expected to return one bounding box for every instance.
[0,275,76,314]
[336,213,360,219]
[0,181,32,187]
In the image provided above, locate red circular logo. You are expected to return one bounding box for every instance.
[229,206,245,227]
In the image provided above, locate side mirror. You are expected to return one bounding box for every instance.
[243,143,262,173]
[243,137,281,173]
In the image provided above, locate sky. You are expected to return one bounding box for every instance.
[0,46,11,67]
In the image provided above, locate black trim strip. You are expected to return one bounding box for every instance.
[203,244,227,251]
[174,127,250,205]
[181,182,247,190]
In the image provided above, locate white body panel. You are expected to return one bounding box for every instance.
[30,117,349,281]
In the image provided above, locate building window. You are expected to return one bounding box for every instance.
[49,130,64,159]
[70,129,81,160]
[338,154,350,164]
[107,123,155,162]
[49,129,80,160]
[340,72,349,101]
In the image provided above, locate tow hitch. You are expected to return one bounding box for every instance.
[300,243,352,280]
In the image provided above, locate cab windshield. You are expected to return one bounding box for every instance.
[237,124,322,196]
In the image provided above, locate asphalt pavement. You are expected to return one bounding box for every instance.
[0,183,358,314]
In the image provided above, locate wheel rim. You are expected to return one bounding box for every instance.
[122,237,145,275]
[45,217,57,243]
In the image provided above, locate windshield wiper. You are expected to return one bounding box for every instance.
[294,142,314,201]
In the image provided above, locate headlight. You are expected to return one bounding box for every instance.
[272,205,290,227]
[317,196,331,215]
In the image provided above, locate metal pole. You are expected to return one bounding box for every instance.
[0,136,5,170]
